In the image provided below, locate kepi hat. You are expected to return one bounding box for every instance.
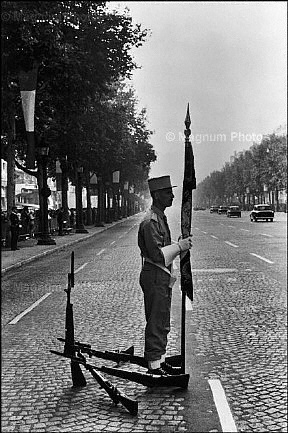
[148,176,177,193]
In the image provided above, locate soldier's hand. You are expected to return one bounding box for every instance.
[178,236,193,252]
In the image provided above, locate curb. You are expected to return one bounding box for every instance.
[1,214,141,276]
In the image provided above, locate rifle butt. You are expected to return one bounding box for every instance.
[118,394,138,416]
[71,360,87,387]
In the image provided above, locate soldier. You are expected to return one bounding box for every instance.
[57,207,64,236]
[9,206,20,251]
[138,176,193,375]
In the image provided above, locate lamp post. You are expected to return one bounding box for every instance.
[36,145,56,245]
[75,166,88,233]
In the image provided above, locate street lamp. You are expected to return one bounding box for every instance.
[36,144,56,245]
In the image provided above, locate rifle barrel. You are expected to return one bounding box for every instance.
[86,365,138,416]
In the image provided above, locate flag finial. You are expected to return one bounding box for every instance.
[184,103,191,138]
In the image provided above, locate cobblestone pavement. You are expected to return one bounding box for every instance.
[1,215,221,433]
[1,210,287,432]
[168,208,287,432]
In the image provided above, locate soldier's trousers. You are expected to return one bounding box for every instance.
[140,263,172,361]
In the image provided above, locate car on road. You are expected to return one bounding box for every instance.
[218,206,228,215]
[250,204,274,222]
[227,205,241,218]
[210,205,219,213]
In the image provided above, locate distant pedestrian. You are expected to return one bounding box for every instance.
[28,211,35,238]
[10,207,20,250]
[48,210,52,234]
[69,209,75,228]
[1,211,8,247]
[57,207,64,235]
[20,207,30,235]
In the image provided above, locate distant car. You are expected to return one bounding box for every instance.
[250,204,274,222]
[210,205,219,213]
[227,206,241,218]
[218,206,228,215]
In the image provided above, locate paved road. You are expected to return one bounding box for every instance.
[1,210,287,432]
[167,208,287,432]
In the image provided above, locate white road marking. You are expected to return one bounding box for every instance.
[240,229,250,232]
[201,231,207,234]
[220,223,225,226]
[225,241,239,248]
[260,233,273,238]
[110,241,116,245]
[193,268,237,273]
[210,235,218,239]
[194,227,200,230]
[250,253,274,264]
[208,379,237,432]
[228,225,234,228]
[74,262,88,274]
[97,248,106,256]
[8,293,51,325]
[186,297,193,311]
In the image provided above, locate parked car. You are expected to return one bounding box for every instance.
[218,206,228,215]
[227,206,241,218]
[210,205,219,213]
[250,204,274,222]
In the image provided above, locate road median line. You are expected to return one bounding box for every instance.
[250,253,274,264]
[225,241,239,248]
[8,293,51,325]
[75,263,88,273]
[208,379,237,432]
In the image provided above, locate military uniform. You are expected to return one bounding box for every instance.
[138,205,173,363]
[138,176,193,373]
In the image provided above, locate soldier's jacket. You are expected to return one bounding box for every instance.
[138,205,172,270]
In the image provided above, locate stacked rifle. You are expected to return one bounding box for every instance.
[50,251,190,416]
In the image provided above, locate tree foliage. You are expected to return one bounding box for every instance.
[1,0,155,190]
[194,133,287,209]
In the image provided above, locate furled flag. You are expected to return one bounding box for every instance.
[19,64,39,169]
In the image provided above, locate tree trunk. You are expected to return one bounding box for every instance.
[75,167,88,233]
[7,111,16,214]
[275,188,279,212]
[60,162,69,222]
[85,171,92,225]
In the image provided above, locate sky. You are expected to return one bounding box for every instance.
[109,1,287,189]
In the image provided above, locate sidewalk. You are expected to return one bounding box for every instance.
[1,216,139,275]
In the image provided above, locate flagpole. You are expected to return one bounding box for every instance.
[180,103,196,374]
[181,288,186,374]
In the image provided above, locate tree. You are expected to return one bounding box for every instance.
[194,133,287,210]
[1,1,151,220]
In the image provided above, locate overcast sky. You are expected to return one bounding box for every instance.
[109,1,287,187]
